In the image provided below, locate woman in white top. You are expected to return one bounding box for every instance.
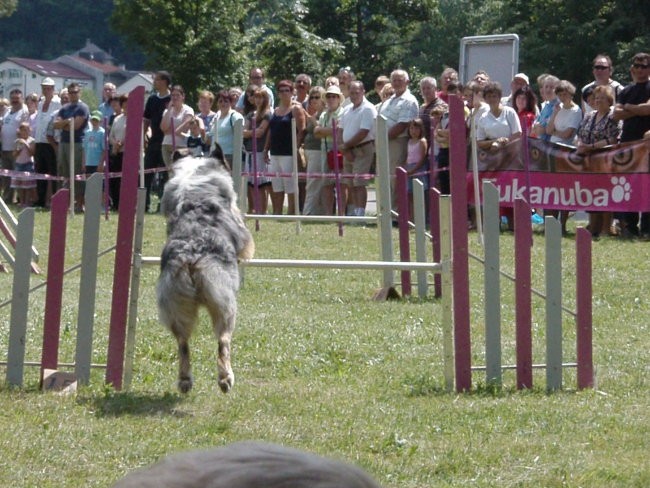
[160,85,194,168]
[546,80,583,146]
[476,81,522,152]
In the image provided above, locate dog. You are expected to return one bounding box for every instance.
[157,148,254,394]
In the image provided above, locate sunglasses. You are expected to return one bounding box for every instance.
[593,65,609,70]
[632,63,649,69]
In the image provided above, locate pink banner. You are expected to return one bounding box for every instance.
[469,138,650,211]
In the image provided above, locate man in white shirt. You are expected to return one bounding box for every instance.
[1,88,29,201]
[339,81,377,216]
[378,69,419,207]
[236,67,274,112]
[33,77,61,207]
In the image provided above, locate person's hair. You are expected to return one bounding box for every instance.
[375,75,390,88]
[18,121,30,132]
[295,73,312,86]
[110,95,122,104]
[582,85,595,103]
[349,80,365,92]
[466,80,484,95]
[198,90,215,104]
[512,86,538,112]
[337,67,355,80]
[543,75,560,88]
[592,54,613,68]
[593,84,615,106]
[171,85,185,97]
[229,87,242,103]
[447,81,461,94]
[253,87,271,122]
[472,70,490,82]
[555,80,576,96]
[482,81,502,98]
[111,441,382,488]
[409,118,424,137]
[277,79,293,91]
[26,93,39,104]
[217,89,230,102]
[9,88,22,97]
[325,76,339,87]
[119,93,129,106]
[537,73,550,87]
[631,52,650,65]
[308,86,325,100]
[243,84,258,116]
[440,67,458,80]
[156,71,172,87]
[67,83,80,93]
[419,76,437,90]
[390,69,409,82]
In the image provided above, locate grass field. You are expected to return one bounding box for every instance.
[0,206,649,487]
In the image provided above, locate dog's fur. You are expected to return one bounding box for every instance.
[112,441,383,488]
[157,151,254,393]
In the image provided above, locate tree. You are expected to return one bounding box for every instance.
[0,0,17,18]
[112,0,249,104]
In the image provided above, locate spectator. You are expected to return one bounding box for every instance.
[33,77,61,208]
[512,86,538,134]
[338,67,355,107]
[372,75,390,104]
[613,52,650,239]
[264,79,305,215]
[25,93,39,135]
[236,67,274,112]
[243,86,272,214]
[501,73,531,108]
[11,122,36,207]
[581,54,624,114]
[472,70,490,86]
[82,110,106,177]
[108,95,129,210]
[98,82,116,120]
[532,75,560,140]
[185,117,207,157]
[196,90,216,131]
[229,87,243,110]
[302,85,326,215]
[437,67,459,103]
[403,118,428,218]
[208,89,244,168]
[339,80,377,217]
[143,70,171,212]
[1,88,29,202]
[378,69,419,207]
[160,84,194,170]
[419,76,445,147]
[375,83,394,112]
[546,80,582,146]
[294,73,312,107]
[576,85,622,239]
[53,82,89,211]
[314,84,345,215]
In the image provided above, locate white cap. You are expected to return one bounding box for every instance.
[41,77,55,86]
[513,73,529,85]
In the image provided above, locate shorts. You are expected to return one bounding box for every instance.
[269,154,297,194]
[343,141,374,187]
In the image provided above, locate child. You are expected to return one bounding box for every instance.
[404,118,428,219]
[186,117,206,157]
[11,122,36,207]
[83,111,106,175]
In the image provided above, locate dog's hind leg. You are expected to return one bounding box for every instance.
[207,304,236,394]
[169,313,197,394]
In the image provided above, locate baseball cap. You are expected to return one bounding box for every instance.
[90,110,102,121]
[513,73,530,85]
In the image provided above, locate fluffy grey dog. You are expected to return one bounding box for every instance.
[112,441,383,488]
[157,152,254,394]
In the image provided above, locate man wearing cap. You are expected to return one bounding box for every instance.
[53,82,90,211]
[33,77,61,207]
[1,88,29,202]
[501,73,530,107]
[378,69,419,207]
[339,81,377,216]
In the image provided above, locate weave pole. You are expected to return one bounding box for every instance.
[448,95,471,392]
[105,85,144,389]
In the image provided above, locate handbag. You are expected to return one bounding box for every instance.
[327,150,343,171]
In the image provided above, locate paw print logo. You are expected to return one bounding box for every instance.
[611,176,631,203]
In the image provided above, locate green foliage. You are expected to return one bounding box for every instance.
[0,0,17,18]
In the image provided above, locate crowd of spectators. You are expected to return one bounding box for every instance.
[1,52,649,239]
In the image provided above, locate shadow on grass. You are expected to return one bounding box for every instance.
[78,390,189,418]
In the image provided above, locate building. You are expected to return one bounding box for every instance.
[0,39,152,99]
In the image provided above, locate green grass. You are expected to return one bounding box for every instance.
[0,207,649,487]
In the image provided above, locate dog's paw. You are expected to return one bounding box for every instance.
[218,372,234,394]
[178,375,193,394]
